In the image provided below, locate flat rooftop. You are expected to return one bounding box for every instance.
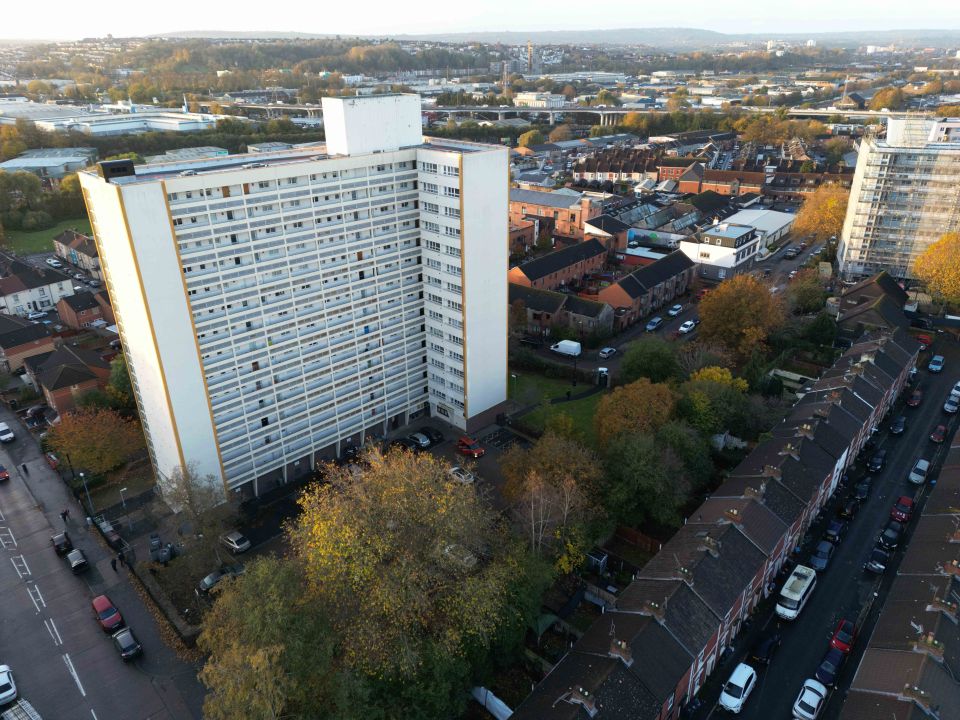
[704,223,753,239]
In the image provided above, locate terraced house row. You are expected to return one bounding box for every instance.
[512,328,918,719]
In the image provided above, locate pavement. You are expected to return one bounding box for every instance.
[0,405,205,720]
[691,338,960,720]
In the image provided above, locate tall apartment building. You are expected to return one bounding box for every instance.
[79,94,508,497]
[838,116,960,279]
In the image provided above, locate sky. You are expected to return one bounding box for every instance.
[2,0,958,40]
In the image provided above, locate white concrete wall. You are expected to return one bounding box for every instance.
[322,95,423,156]
[461,146,509,421]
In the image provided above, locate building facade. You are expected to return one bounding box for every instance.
[79,94,509,498]
[839,117,960,279]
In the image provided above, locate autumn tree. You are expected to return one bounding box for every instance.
[791,184,850,243]
[913,232,960,305]
[518,129,545,147]
[594,378,675,449]
[548,124,573,142]
[678,366,751,436]
[698,274,785,359]
[620,336,683,384]
[869,87,906,111]
[46,407,145,475]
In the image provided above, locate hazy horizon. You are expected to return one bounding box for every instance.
[2,0,959,42]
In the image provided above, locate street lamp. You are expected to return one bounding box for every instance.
[510,373,518,400]
[78,471,94,517]
[120,486,131,531]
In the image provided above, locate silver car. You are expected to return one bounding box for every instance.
[219,531,251,554]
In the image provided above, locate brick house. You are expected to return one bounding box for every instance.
[584,214,631,252]
[509,188,604,240]
[93,290,115,325]
[509,283,614,337]
[596,251,695,328]
[25,346,111,414]
[0,313,56,371]
[56,292,105,329]
[508,239,607,291]
[53,229,102,279]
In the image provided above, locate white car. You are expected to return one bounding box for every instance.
[448,466,476,484]
[718,663,756,713]
[667,303,684,317]
[950,380,960,399]
[26,311,46,321]
[45,258,62,268]
[679,320,697,334]
[945,397,959,415]
[792,678,827,719]
[219,531,251,554]
[0,423,14,443]
[598,347,617,359]
[908,458,930,485]
[0,665,17,705]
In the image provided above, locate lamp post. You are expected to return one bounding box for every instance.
[120,486,131,531]
[78,471,93,517]
[510,373,518,401]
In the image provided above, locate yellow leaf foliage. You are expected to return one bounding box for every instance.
[791,184,850,243]
[914,232,960,305]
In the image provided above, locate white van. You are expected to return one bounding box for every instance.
[775,565,817,620]
[0,423,14,443]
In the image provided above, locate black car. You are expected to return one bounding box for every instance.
[867,449,887,473]
[815,647,846,686]
[390,437,420,453]
[878,521,904,550]
[890,415,906,435]
[66,548,89,574]
[825,519,848,545]
[838,497,860,520]
[112,627,142,661]
[51,531,73,556]
[418,427,444,446]
[864,547,890,574]
[854,478,872,501]
[749,631,782,666]
[197,563,245,597]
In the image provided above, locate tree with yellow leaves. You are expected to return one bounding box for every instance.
[594,378,675,449]
[690,366,749,392]
[791,184,850,243]
[914,232,960,305]
[699,274,786,359]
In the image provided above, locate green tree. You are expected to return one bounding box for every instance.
[787,268,828,314]
[108,355,134,408]
[620,337,683,384]
[518,129,545,147]
[602,432,688,528]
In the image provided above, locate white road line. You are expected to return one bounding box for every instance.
[10,555,30,579]
[90,710,99,720]
[44,618,63,647]
[0,527,17,548]
[27,584,46,612]
[0,506,5,521]
[49,618,63,645]
[62,653,86,697]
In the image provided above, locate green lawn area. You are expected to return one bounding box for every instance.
[3,217,91,255]
[514,376,604,448]
[508,372,573,404]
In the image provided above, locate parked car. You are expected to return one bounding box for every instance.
[809,540,835,571]
[66,548,89,574]
[749,631,782,666]
[0,665,17,705]
[878,521,904,550]
[930,424,947,443]
[908,458,931,485]
[867,449,887,473]
[219,531,252,554]
[854,478,872,501]
[944,397,959,415]
[0,465,8,482]
[73,272,85,281]
[928,355,945,373]
[678,320,697,334]
[418,427,444,445]
[645,316,663,332]
[407,432,432,449]
[792,679,827,720]
[830,618,857,654]
[196,564,244,596]
[448,466,476,484]
[890,415,906,435]
[26,311,46,321]
[390,437,420,453]
[667,303,684,317]
[112,627,142,661]
[0,423,14,443]
[51,531,72,556]
[838,497,860,520]
[951,380,960,399]
[598,346,617,359]
[718,663,757,714]
[890,496,915,523]
[825,519,847,545]
[815,647,846,686]
[906,388,923,407]
[864,547,890,574]
[456,436,485,458]
[92,595,124,633]
[915,333,933,351]
[45,258,62,268]
[98,519,122,548]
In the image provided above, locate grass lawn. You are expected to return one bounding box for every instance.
[87,459,156,511]
[517,383,604,448]
[509,372,573,404]
[3,217,91,256]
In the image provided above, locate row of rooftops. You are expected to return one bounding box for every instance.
[0,255,73,297]
[512,328,919,719]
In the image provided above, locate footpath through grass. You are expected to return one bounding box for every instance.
[3,217,92,255]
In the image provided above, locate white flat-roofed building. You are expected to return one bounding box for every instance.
[839,117,960,279]
[79,94,508,498]
[513,92,566,109]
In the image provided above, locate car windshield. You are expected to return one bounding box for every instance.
[896,502,910,512]
[837,629,852,643]
[780,597,799,610]
[723,681,744,699]
[0,682,11,693]
[821,659,838,673]
[98,607,118,620]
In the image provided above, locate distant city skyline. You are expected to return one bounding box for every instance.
[3,0,959,42]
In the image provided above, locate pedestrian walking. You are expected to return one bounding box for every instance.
[117,552,125,567]
[110,558,117,572]
[59,510,67,523]
[20,464,28,475]
[63,508,70,520]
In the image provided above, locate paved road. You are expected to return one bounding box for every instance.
[699,340,960,720]
[0,407,205,720]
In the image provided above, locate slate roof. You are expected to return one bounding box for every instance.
[614,251,694,300]
[34,345,109,392]
[688,190,729,213]
[563,295,609,319]
[53,229,98,258]
[685,497,788,557]
[509,283,566,314]
[513,239,607,283]
[60,292,100,313]
[585,214,630,235]
[510,188,584,210]
[617,578,720,655]
[0,313,52,350]
[0,257,72,296]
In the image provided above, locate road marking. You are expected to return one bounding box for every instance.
[0,526,17,548]
[10,555,30,579]
[45,618,64,646]
[62,653,86,697]
[0,506,5,521]
[27,584,46,612]
[90,710,99,720]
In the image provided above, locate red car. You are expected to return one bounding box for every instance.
[0,465,8,482]
[906,389,923,407]
[829,618,857,654]
[890,495,915,523]
[930,424,947,443]
[92,594,124,632]
[456,436,485,458]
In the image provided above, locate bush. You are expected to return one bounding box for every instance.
[21,210,54,231]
